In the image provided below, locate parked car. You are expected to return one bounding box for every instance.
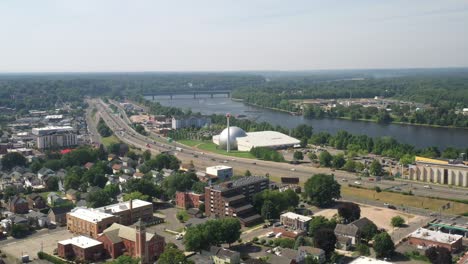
[267,232,275,238]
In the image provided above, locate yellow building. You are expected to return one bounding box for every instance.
[408,157,468,187]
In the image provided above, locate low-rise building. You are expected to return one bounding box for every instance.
[280,212,312,231]
[95,199,153,226]
[334,217,375,246]
[408,156,468,187]
[8,195,29,214]
[48,207,72,226]
[67,208,117,238]
[408,228,463,252]
[206,165,233,181]
[175,191,204,209]
[27,193,47,209]
[98,221,165,263]
[297,246,325,264]
[349,256,392,264]
[210,246,240,264]
[58,236,103,262]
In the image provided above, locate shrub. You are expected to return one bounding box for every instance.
[38,252,72,264]
[260,239,266,244]
[252,237,259,242]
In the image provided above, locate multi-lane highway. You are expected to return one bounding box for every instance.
[89,98,468,203]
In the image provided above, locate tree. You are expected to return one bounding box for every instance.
[369,160,383,176]
[97,144,107,160]
[261,200,277,220]
[337,202,360,223]
[104,184,120,198]
[108,255,140,264]
[184,218,241,251]
[11,224,29,238]
[192,181,208,194]
[342,159,357,172]
[294,151,304,161]
[304,174,341,207]
[373,232,395,258]
[356,244,370,256]
[86,189,111,208]
[292,124,313,139]
[390,216,405,227]
[142,150,151,161]
[244,170,252,176]
[360,222,378,242]
[294,236,307,249]
[3,186,17,201]
[318,151,333,167]
[308,216,337,237]
[399,154,414,166]
[123,191,150,202]
[45,176,59,191]
[331,154,346,169]
[313,229,336,257]
[425,247,452,264]
[158,246,193,264]
[308,152,317,161]
[300,137,308,148]
[1,152,27,170]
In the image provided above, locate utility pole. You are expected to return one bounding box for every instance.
[226,113,231,153]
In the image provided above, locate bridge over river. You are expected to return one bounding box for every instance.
[144,90,231,100]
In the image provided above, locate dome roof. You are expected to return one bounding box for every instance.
[218,126,247,150]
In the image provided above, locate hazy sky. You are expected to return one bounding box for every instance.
[1,0,468,72]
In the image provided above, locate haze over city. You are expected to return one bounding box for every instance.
[1,0,468,72]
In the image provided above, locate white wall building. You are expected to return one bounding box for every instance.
[37,133,77,150]
[206,165,233,181]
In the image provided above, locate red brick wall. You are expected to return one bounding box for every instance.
[408,236,462,252]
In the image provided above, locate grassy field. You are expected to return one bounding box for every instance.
[177,140,255,159]
[102,135,120,147]
[342,185,468,215]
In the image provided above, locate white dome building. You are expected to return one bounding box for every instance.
[217,126,247,150]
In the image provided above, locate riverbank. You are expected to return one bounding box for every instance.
[235,97,467,130]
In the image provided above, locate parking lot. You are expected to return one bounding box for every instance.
[0,228,71,262]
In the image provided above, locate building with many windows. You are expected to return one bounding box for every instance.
[408,156,468,187]
[280,212,312,231]
[204,176,268,226]
[171,116,211,129]
[58,236,104,262]
[36,133,77,149]
[67,208,117,238]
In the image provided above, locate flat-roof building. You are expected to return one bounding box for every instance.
[408,228,463,252]
[95,199,153,225]
[67,208,117,238]
[205,176,268,226]
[58,236,103,261]
[408,156,468,187]
[213,127,300,151]
[206,165,233,181]
[32,126,74,136]
[280,212,312,231]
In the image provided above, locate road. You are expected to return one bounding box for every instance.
[85,104,102,145]
[88,98,468,205]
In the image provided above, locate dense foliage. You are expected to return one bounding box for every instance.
[253,189,299,219]
[184,218,241,251]
[304,174,341,207]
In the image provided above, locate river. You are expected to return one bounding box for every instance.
[145,95,468,150]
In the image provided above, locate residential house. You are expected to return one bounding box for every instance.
[84,162,94,170]
[25,210,49,228]
[47,192,65,206]
[66,189,79,202]
[123,166,135,175]
[297,246,325,264]
[112,164,122,174]
[119,174,132,183]
[37,168,55,181]
[48,207,72,226]
[210,246,240,264]
[27,193,47,209]
[8,195,29,214]
[334,217,375,246]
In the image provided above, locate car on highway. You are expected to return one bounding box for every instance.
[290,168,296,171]
[354,181,361,185]
[424,185,432,189]
[341,179,348,182]
[394,187,401,191]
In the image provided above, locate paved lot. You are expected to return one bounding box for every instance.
[1,228,71,262]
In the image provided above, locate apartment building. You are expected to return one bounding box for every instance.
[205,176,268,226]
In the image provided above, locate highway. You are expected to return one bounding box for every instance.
[89,98,468,203]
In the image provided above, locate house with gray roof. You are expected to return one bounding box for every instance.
[334,217,375,246]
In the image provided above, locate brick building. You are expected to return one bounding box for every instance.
[95,199,153,225]
[67,208,117,238]
[175,191,204,209]
[57,236,104,261]
[205,176,268,226]
[408,228,463,252]
[98,221,165,263]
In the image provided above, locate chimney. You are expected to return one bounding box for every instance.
[130,199,133,223]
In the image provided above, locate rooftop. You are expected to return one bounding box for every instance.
[206,165,232,171]
[32,126,73,131]
[281,212,312,222]
[237,131,300,148]
[211,176,268,191]
[349,257,392,264]
[58,236,102,249]
[69,208,115,223]
[95,199,152,214]
[410,228,463,244]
